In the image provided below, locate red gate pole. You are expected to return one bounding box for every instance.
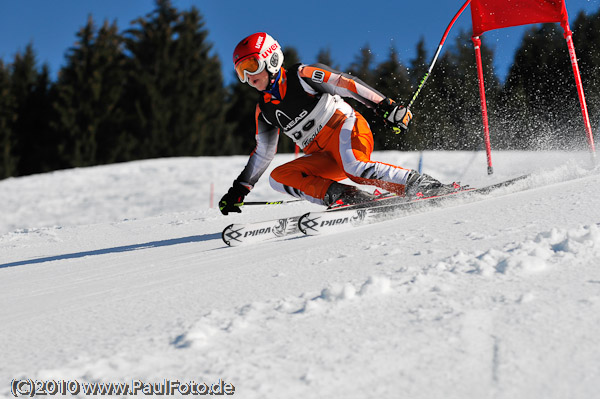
[472,36,494,175]
[562,23,597,163]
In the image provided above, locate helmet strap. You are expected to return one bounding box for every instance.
[265,68,282,92]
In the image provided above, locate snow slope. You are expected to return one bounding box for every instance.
[1,151,600,399]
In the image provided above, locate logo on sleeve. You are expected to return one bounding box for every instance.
[311,70,325,84]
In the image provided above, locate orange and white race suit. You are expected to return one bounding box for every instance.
[233,63,412,205]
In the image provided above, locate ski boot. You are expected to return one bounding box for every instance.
[405,170,462,198]
[324,182,375,208]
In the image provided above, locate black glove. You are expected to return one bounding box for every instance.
[376,98,413,133]
[219,182,250,215]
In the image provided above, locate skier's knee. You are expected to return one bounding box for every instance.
[270,163,294,183]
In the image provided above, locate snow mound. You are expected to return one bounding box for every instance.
[439,224,600,276]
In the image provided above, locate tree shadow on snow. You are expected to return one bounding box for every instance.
[0,233,222,269]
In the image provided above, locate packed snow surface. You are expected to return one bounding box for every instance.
[1,150,600,399]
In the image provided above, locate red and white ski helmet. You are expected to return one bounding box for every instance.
[233,32,284,83]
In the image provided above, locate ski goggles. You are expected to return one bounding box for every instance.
[235,55,265,83]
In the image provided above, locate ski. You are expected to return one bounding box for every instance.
[298,174,530,235]
[222,216,301,247]
[221,174,530,245]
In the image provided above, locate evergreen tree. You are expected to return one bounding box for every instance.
[408,30,499,151]
[0,60,17,178]
[28,64,58,172]
[503,24,573,149]
[53,17,129,167]
[347,45,376,86]
[282,46,301,69]
[10,44,55,175]
[449,31,499,150]
[409,38,429,88]
[572,9,600,139]
[371,47,412,150]
[342,45,379,149]
[422,51,458,149]
[226,74,261,155]
[123,0,231,158]
[407,37,434,150]
[316,48,338,70]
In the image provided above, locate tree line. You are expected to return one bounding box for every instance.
[1,0,599,179]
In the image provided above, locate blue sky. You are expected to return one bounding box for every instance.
[1,0,599,87]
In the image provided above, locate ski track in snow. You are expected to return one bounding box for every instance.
[1,151,600,398]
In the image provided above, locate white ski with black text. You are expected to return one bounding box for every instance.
[221,174,530,246]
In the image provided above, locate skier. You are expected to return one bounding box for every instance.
[219,32,456,215]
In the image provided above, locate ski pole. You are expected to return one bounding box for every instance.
[399,0,471,133]
[234,199,303,207]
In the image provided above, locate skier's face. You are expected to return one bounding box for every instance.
[248,69,269,91]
